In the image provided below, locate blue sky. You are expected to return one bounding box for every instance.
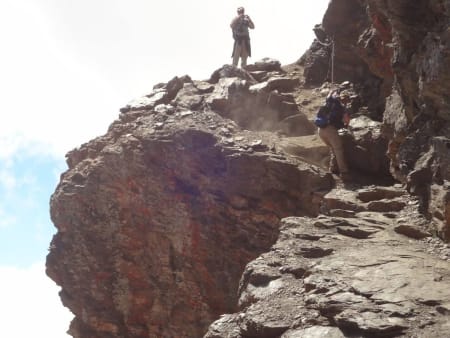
[0,152,65,267]
[0,0,329,336]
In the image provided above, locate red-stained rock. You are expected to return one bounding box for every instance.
[47,76,332,337]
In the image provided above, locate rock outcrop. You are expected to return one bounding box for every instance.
[205,185,450,338]
[46,1,450,337]
[47,60,334,338]
[299,0,450,240]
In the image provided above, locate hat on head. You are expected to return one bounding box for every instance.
[237,6,244,13]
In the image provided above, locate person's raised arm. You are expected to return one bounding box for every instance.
[245,15,255,29]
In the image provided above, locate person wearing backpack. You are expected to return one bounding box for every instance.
[316,90,351,181]
[230,7,254,68]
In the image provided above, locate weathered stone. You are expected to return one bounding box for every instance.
[299,246,333,258]
[206,77,302,133]
[356,186,405,203]
[277,136,329,168]
[277,114,316,137]
[334,309,408,335]
[248,71,268,82]
[207,205,450,337]
[209,64,256,84]
[245,58,282,72]
[323,189,366,213]
[266,77,299,93]
[329,209,356,218]
[154,104,175,115]
[206,77,249,113]
[344,116,391,177]
[165,75,192,100]
[47,100,333,337]
[394,224,432,240]
[194,81,215,94]
[367,198,406,212]
[298,40,331,86]
[266,92,299,120]
[336,225,378,239]
[203,314,242,338]
[120,90,167,113]
[249,81,270,93]
[429,182,450,240]
[172,82,204,109]
[281,326,345,338]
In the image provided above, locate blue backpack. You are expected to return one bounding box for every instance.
[314,95,343,128]
[314,104,331,128]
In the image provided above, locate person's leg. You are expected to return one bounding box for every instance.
[327,127,349,175]
[232,41,242,67]
[318,127,334,172]
[241,56,248,68]
[241,43,249,68]
[318,127,331,147]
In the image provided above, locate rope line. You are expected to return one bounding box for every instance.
[320,37,336,85]
[331,38,335,84]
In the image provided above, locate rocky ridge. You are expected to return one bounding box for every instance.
[205,184,450,338]
[47,61,338,338]
[46,1,450,337]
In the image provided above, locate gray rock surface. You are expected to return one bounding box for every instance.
[205,185,450,338]
[300,0,450,239]
[47,66,335,337]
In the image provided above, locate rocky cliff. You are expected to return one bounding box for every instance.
[47,1,450,337]
[47,63,335,338]
[301,0,450,239]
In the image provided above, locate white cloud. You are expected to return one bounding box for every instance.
[0,262,73,338]
[0,0,120,159]
[0,0,329,160]
[0,207,16,229]
[0,167,16,191]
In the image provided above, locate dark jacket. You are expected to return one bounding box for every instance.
[329,99,346,129]
[231,15,253,57]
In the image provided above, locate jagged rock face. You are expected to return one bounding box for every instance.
[46,2,450,337]
[299,0,387,118]
[47,61,332,338]
[344,116,391,176]
[206,65,307,134]
[302,0,450,239]
[205,185,450,338]
[365,0,450,239]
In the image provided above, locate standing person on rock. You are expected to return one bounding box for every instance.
[318,90,351,181]
[230,6,254,68]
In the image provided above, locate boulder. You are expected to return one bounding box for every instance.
[47,99,333,338]
[245,58,282,72]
